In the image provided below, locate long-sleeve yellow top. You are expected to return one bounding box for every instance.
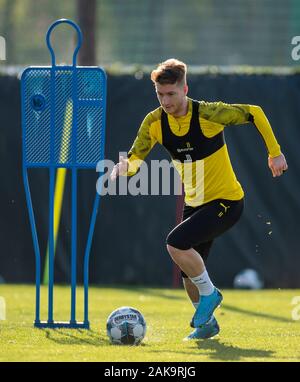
[124,98,281,207]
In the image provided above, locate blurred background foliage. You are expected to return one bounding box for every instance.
[0,0,300,68]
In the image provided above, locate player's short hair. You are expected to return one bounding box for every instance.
[151,58,187,86]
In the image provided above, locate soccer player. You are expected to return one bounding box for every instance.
[110,59,288,340]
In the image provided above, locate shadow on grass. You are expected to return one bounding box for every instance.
[44,328,108,346]
[149,338,275,361]
[43,329,150,348]
[222,304,292,323]
[195,338,275,361]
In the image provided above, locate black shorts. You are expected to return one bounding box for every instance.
[166,198,244,278]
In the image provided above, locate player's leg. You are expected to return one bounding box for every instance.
[181,240,212,306]
[182,277,220,340]
[182,276,199,304]
[177,204,213,306]
[166,198,244,328]
[181,242,220,340]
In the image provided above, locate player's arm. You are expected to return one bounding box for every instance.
[110,113,158,181]
[200,101,288,177]
[248,105,288,177]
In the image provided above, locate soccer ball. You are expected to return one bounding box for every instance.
[106,306,146,345]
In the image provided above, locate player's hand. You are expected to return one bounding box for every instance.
[110,156,129,181]
[268,153,288,177]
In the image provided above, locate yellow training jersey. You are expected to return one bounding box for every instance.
[125,98,281,207]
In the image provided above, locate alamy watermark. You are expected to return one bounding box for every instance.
[291,296,300,321]
[291,36,300,61]
[96,152,205,201]
[0,296,6,321]
[0,36,6,61]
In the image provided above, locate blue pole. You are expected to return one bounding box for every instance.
[48,63,56,324]
[83,193,101,327]
[23,168,41,324]
[70,167,77,324]
[48,166,55,323]
[70,61,79,325]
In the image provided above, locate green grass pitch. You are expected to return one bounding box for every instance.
[0,285,299,362]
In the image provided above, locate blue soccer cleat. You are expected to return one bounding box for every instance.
[191,288,223,328]
[184,316,220,341]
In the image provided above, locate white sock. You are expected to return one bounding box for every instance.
[190,270,215,296]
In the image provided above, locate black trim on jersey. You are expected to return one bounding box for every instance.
[161,100,225,162]
[248,113,254,123]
